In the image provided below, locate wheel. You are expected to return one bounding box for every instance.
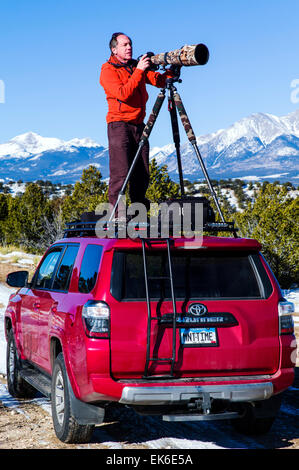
[231,395,282,435]
[6,329,36,398]
[51,352,94,443]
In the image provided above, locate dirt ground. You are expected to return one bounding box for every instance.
[0,330,298,450]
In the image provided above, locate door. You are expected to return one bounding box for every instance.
[19,288,41,363]
[20,247,63,364]
[34,244,79,370]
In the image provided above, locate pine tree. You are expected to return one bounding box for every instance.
[62,166,108,222]
[0,193,9,242]
[146,158,180,203]
[235,183,298,287]
[2,183,53,251]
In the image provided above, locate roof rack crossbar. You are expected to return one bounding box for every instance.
[63,220,238,238]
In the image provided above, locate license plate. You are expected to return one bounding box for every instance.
[180,327,218,347]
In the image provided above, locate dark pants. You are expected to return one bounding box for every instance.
[107,121,150,214]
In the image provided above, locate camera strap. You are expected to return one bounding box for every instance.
[107,58,137,75]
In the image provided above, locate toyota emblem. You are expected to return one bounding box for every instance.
[188,303,207,316]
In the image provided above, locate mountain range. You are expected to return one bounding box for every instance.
[0,109,298,185]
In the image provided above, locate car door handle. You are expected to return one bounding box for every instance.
[33,302,40,310]
[67,312,75,324]
[51,302,58,313]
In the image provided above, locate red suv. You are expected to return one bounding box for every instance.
[4,228,297,443]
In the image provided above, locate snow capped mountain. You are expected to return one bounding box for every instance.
[0,110,298,184]
[197,109,299,151]
[150,110,299,182]
[0,132,108,183]
[0,132,101,160]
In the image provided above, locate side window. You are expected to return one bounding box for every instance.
[78,245,103,293]
[34,249,62,289]
[52,245,79,291]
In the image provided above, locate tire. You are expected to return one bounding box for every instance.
[231,395,282,435]
[51,352,94,443]
[6,330,36,398]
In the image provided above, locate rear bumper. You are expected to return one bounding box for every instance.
[119,382,274,405]
[86,367,293,404]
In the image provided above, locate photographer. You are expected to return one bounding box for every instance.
[100,32,173,219]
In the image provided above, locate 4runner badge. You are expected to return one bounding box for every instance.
[188,303,207,316]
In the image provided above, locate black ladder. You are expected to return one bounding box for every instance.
[142,238,178,379]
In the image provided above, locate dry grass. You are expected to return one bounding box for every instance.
[0,245,23,255]
[0,245,41,284]
[0,261,37,284]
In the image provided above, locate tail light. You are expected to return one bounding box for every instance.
[278,299,295,335]
[82,300,110,338]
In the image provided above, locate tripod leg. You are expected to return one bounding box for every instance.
[108,143,144,222]
[109,89,166,222]
[140,89,166,143]
[172,89,226,223]
[168,91,185,196]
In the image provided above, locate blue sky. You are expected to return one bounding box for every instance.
[0,0,298,149]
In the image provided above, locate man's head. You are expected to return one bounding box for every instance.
[109,32,132,63]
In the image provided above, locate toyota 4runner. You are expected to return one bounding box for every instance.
[4,227,297,443]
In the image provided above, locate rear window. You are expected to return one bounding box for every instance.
[111,250,273,300]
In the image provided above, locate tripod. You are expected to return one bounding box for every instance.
[108,73,227,226]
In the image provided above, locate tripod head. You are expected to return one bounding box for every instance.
[166,65,182,88]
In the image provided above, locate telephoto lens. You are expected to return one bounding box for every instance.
[150,44,209,67]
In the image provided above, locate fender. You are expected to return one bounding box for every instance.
[4,293,24,356]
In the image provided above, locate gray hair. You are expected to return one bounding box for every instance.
[109,32,132,53]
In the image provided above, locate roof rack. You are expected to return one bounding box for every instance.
[63,219,238,239]
[63,220,98,238]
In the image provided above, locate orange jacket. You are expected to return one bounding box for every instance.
[100,55,173,124]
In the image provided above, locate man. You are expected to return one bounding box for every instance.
[100,32,173,218]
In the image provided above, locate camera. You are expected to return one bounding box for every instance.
[136,52,159,71]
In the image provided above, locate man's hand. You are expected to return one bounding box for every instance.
[136,54,151,71]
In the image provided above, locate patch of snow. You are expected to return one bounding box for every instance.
[0,384,29,417]
[101,442,124,449]
[0,384,20,408]
[17,258,35,266]
[282,288,299,313]
[29,396,52,415]
[146,437,223,449]
[0,250,34,259]
[220,188,239,209]
[0,251,38,269]
[281,403,299,417]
